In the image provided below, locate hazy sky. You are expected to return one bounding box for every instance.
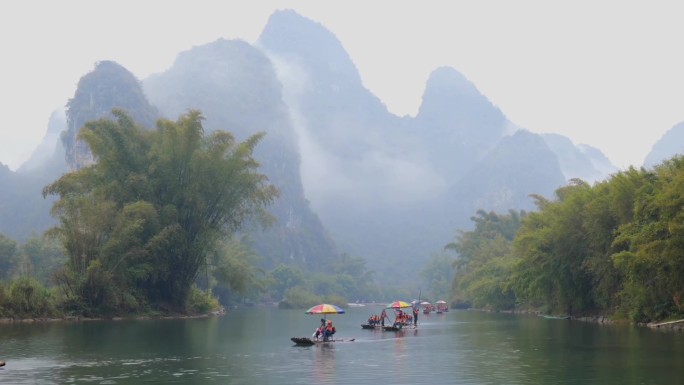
[1,1,682,171]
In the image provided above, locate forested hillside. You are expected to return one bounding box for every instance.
[447,156,684,322]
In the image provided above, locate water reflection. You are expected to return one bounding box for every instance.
[311,344,336,384]
[391,332,408,373]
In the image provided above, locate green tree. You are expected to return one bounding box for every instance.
[207,236,265,304]
[44,109,278,312]
[612,158,684,321]
[266,264,305,299]
[512,180,595,314]
[2,277,57,318]
[0,234,18,281]
[330,253,376,301]
[18,234,66,285]
[456,155,684,321]
[420,252,454,303]
[444,210,524,309]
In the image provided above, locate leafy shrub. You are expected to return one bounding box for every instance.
[187,285,221,314]
[4,277,58,318]
[322,294,348,308]
[279,287,322,309]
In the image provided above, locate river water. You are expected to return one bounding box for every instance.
[0,305,682,384]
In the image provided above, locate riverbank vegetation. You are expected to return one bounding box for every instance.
[0,109,275,318]
[11,109,682,324]
[446,156,684,323]
[0,110,388,319]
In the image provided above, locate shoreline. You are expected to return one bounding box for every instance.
[0,308,226,324]
[3,305,682,332]
[468,308,684,332]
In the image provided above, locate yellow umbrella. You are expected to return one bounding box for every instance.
[386,300,412,309]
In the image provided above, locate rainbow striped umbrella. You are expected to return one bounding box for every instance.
[386,300,412,309]
[305,304,346,315]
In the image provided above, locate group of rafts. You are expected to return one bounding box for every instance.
[290,300,449,346]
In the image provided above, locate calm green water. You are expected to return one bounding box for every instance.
[1,306,683,384]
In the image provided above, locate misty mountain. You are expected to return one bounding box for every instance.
[413,67,512,178]
[0,62,160,241]
[577,143,618,178]
[0,9,622,285]
[63,61,159,170]
[541,133,617,183]
[643,121,684,168]
[450,130,566,214]
[0,111,66,240]
[17,109,67,175]
[258,10,418,211]
[143,38,340,270]
[255,10,595,279]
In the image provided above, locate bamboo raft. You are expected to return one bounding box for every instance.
[361,323,416,331]
[0,360,5,367]
[648,319,684,328]
[291,337,355,346]
[383,324,417,331]
[542,314,571,320]
[383,325,402,331]
[361,324,382,329]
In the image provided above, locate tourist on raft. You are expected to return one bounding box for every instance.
[313,318,327,341]
[323,320,336,341]
[367,314,381,325]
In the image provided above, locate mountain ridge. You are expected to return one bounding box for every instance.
[1,9,622,282]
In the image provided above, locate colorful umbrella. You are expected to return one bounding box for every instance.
[305,304,346,315]
[435,300,447,304]
[386,300,412,309]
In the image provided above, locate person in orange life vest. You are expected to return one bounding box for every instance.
[323,320,336,341]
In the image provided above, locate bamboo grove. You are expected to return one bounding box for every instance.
[0,108,386,317]
[446,156,684,323]
[42,109,278,314]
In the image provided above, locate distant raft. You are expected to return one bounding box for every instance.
[541,314,571,320]
[290,337,355,345]
[0,360,5,367]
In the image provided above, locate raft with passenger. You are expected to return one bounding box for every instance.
[291,337,355,346]
[293,303,351,346]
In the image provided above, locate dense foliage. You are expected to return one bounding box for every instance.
[419,252,455,302]
[445,210,524,310]
[447,157,684,322]
[0,229,386,317]
[267,253,380,308]
[43,110,278,313]
[0,101,384,315]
